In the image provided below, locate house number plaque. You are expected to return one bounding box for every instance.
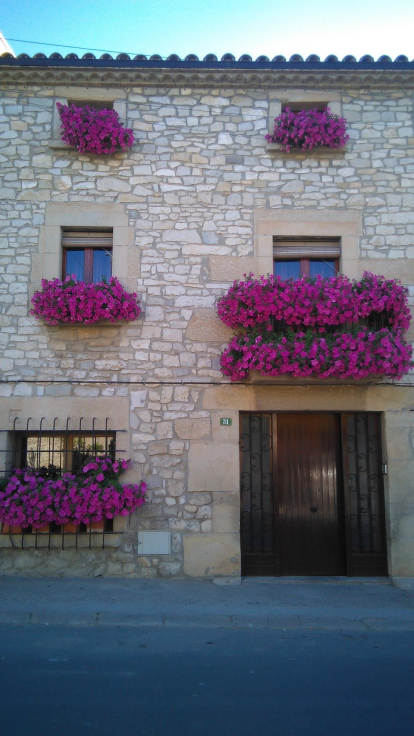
[220,418,232,426]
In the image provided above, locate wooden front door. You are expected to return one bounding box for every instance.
[240,412,387,577]
[276,413,345,575]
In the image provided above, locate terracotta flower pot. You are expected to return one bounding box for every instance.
[91,520,105,531]
[36,524,50,533]
[63,523,78,534]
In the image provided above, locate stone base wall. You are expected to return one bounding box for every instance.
[0,384,413,578]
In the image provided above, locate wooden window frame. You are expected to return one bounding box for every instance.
[17,431,116,475]
[273,257,340,278]
[61,229,113,284]
[62,246,113,284]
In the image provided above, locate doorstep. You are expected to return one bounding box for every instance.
[241,576,392,585]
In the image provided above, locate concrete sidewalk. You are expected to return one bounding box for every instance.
[1,575,414,631]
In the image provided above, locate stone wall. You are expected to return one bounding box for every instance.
[0,81,413,577]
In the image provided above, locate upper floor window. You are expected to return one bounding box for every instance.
[62,228,113,283]
[273,237,340,280]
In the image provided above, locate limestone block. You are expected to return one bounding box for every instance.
[175,417,211,440]
[188,441,239,492]
[390,538,414,577]
[187,492,212,506]
[358,259,414,284]
[389,506,414,540]
[96,177,131,193]
[212,504,240,534]
[386,461,414,504]
[183,533,240,577]
[186,310,234,342]
[209,256,257,281]
[385,427,414,461]
[162,229,201,244]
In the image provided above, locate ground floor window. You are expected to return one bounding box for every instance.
[1,421,118,541]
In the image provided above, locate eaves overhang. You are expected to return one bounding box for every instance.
[1,56,414,88]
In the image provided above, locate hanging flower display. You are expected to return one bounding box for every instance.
[266,106,349,152]
[218,272,413,382]
[31,276,141,325]
[56,102,134,154]
[0,457,146,530]
[220,328,413,381]
[217,272,411,332]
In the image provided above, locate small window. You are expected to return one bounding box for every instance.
[281,102,327,113]
[273,238,340,279]
[62,229,113,283]
[67,99,114,111]
[16,432,115,534]
[19,432,115,475]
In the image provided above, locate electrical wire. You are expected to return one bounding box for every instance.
[7,37,180,59]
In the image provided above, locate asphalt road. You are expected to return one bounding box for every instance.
[1,624,413,736]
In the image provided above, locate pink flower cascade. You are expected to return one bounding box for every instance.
[217,272,411,332]
[56,102,134,154]
[31,276,141,324]
[266,107,349,151]
[221,329,413,381]
[0,457,146,529]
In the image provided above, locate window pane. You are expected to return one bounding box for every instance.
[65,249,85,281]
[72,435,115,473]
[274,260,301,280]
[310,259,337,278]
[25,436,64,474]
[93,249,112,283]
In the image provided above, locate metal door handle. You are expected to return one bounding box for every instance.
[310,506,318,513]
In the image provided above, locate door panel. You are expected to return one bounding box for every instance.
[342,414,388,576]
[277,413,345,576]
[240,414,275,575]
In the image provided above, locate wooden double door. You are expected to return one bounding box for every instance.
[240,413,387,577]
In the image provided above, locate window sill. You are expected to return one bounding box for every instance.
[49,139,137,153]
[247,372,384,385]
[39,318,133,328]
[266,142,347,156]
[0,532,122,550]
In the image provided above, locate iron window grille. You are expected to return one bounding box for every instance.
[0,417,126,549]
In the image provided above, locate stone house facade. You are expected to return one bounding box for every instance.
[0,52,413,581]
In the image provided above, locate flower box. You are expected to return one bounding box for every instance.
[220,328,413,382]
[266,106,349,152]
[217,272,411,332]
[218,272,413,382]
[247,371,384,385]
[0,457,146,531]
[31,276,141,325]
[56,103,134,155]
[266,141,347,156]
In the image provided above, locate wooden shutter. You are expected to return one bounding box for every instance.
[273,238,341,259]
[61,230,113,248]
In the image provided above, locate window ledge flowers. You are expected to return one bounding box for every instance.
[31,276,141,325]
[266,107,349,152]
[220,328,412,382]
[0,457,146,530]
[56,102,134,155]
[218,272,413,382]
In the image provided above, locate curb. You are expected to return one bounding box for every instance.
[1,610,414,631]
